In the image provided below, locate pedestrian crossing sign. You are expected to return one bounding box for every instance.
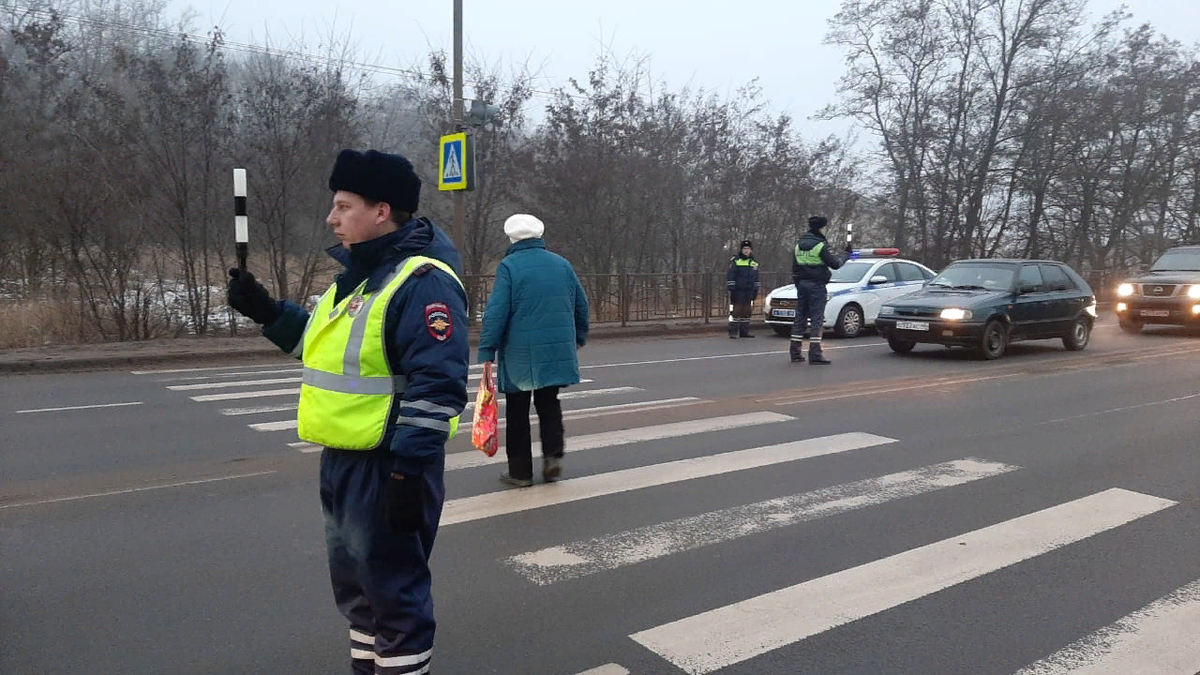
[438,133,473,191]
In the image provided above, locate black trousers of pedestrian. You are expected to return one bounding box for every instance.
[729,299,754,336]
[505,387,564,481]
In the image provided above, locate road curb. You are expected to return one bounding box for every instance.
[0,320,746,374]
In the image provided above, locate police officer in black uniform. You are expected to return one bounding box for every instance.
[726,240,760,338]
[790,216,852,364]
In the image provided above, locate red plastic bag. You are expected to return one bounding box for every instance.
[471,362,499,457]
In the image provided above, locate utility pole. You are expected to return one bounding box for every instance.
[452,0,466,249]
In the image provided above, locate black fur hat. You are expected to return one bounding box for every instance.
[328,149,421,215]
[808,216,828,231]
[740,240,752,249]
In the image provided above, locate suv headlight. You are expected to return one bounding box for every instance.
[1189,285,1200,299]
[879,305,896,316]
[1117,283,1134,297]
[940,308,972,320]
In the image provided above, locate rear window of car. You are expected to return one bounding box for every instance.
[1039,264,1076,291]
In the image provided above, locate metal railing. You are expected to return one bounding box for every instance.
[463,272,794,326]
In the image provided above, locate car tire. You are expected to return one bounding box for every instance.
[977,320,1008,360]
[835,304,865,338]
[888,338,916,354]
[772,325,791,338]
[1118,318,1143,334]
[1063,317,1091,351]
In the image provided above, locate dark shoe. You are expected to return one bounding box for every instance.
[809,351,832,365]
[790,351,805,363]
[543,456,562,482]
[499,473,534,488]
[739,330,755,338]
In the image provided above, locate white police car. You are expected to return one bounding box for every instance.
[763,249,936,337]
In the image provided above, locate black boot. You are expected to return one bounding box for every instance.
[739,322,755,338]
[728,323,739,339]
[809,344,831,365]
[790,340,806,362]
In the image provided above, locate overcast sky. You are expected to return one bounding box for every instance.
[170,0,1200,140]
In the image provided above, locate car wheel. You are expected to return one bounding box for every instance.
[977,320,1008,360]
[1063,317,1091,351]
[1118,318,1143,334]
[888,338,915,354]
[835,304,864,338]
[772,325,792,338]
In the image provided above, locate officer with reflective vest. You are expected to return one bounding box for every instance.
[726,239,760,338]
[791,215,852,364]
[225,149,469,675]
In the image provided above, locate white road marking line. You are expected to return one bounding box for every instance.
[132,363,289,375]
[580,343,884,370]
[500,398,704,428]
[161,367,301,381]
[445,411,795,471]
[250,419,298,432]
[764,373,1023,406]
[440,432,895,526]
[168,376,301,391]
[465,385,634,411]
[288,442,322,453]
[0,471,277,510]
[630,488,1178,675]
[15,401,144,414]
[223,403,298,416]
[574,665,629,675]
[507,458,1019,585]
[191,388,299,402]
[1014,578,1200,675]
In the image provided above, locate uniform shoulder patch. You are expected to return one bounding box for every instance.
[412,263,436,276]
[425,303,453,341]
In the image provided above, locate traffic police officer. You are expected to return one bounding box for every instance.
[791,216,852,364]
[226,149,469,675]
[726,240,760,338]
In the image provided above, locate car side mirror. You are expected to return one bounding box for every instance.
[1019,283,1039,294]
[869,275,888,285]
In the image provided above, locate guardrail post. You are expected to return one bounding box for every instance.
[702,273,711,323]
[620,273,629,326]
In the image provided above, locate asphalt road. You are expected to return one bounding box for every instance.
[3,317,1200,674]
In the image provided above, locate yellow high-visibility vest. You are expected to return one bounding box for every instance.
[297,255,463,450]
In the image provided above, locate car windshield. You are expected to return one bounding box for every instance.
[830,261,874,283]
[928,265,1015,290]
[1149,250,1200,272]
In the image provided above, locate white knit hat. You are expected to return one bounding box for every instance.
[504,213,545,243]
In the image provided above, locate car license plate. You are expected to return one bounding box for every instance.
[1140,309,1170,317]
[772,309,796,318]
[896,320,930,331]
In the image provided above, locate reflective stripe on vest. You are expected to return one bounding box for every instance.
[795,241,825,266]
[297,255,464,451]
[734,258,758,268]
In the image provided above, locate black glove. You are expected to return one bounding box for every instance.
[383,472,424,534]
[227,269,281,325]
[844,242,854,253]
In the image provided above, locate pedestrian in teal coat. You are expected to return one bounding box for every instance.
[478,214,589,487]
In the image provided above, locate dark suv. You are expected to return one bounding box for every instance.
[874,259,1097,360]
[1114,244,1200,333]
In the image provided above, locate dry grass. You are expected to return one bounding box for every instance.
[0,297,99,349]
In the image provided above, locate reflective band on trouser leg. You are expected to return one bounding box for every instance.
[350,628,375,673]
[375,648,432,675]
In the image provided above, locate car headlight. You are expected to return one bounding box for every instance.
[940,308,972,320]
[879,305,896,316]
[1117,283,1134,297]
[1189,285,1200,299]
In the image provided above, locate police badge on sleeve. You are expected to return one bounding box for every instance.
[425,303,453,341]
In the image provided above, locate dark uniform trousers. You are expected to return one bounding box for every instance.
[790,280,827,355]
[321,447,443,675]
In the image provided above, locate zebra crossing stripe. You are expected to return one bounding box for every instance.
[629,488,1177,675]
[507,458,1020,585]
[445,412,795,471]
[503,398,704,427]
[1014,578,1200,675]
[168,376,301,391]
[574,665,629,675]
[464,385,633,411]
[191,388,299,402]
[440,432,894,526]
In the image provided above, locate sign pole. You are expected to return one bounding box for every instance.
[233,168,249,272]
